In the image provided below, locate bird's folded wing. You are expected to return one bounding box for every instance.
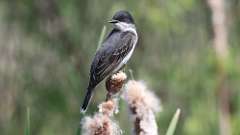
[91,32,135,83]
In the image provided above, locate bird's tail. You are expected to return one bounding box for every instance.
[81,87,94,113]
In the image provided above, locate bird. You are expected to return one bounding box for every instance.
[81,10,138,113]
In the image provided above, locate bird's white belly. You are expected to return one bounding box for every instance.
[113,27,138,73]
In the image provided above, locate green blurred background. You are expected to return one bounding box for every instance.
[0,0,240,135]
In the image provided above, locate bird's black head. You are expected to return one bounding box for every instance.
[109,10,135,24]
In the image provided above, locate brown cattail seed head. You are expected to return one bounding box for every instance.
[98,100,115,116]
[105,71,127,98]
[82,114,120,135]
[123,80,162,135]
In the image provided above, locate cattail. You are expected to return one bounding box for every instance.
[81,99,122,135]
[105,71,127,100]
[98,99,118,117]
[81,72,127,135]
[81,115,121,135]
[122,80,162,135]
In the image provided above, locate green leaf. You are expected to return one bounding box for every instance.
[166,108,181,135]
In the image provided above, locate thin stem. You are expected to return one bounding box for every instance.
[128,69,134,80]
[97,25,107,50]
[25,107,30,135]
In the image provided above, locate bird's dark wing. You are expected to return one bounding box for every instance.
[89,31,136,87]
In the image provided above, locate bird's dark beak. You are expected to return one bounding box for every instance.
[108,19,118,24]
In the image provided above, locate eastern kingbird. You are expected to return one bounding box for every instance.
[81,10,138,112]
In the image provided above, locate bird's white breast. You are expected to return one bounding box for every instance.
[113,27,138,73]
